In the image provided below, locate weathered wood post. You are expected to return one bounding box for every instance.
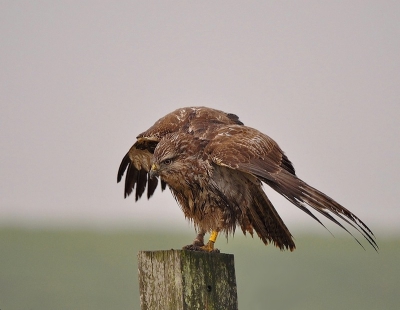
[138,250,238,310]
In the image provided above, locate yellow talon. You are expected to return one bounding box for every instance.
[183,231,220,252]
[199,231,219,252]
[200,241,215,252]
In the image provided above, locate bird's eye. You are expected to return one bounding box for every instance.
[162,158,172,165]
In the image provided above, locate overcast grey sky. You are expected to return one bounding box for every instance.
[1,1,399,234]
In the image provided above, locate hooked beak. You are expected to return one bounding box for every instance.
[149,163,159,179]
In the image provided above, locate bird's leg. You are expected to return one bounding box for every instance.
[183,230,220,253]
[200,230,219,253]
[192,230,206,246]
[183,229,205,250]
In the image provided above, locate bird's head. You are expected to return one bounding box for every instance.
[149,158,175,180]
[150,132,208,190]
[150,133,194,184]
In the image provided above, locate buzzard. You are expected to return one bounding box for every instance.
[118,107,377,252]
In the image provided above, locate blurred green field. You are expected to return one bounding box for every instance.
[0,227,398,310]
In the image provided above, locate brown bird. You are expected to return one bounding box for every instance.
[118,107,377,252]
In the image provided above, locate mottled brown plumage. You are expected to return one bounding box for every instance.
[117,107,243,200]
[118,107,377,252]
[151,131,296,250]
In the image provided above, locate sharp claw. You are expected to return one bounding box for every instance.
[201,241,215,252]
[182,230,220,253]
[182,241,220,253]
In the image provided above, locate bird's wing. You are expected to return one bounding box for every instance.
[118,107,243,200]
[137,106,243,140]
[117,139,166,200]
[206,125,295,176]
[206,125,378,251]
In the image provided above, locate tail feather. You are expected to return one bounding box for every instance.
[248,185,296,251]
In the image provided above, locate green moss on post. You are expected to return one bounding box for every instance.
[138,250,238,310]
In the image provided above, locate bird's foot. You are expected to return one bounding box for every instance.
[183,241,220,253]
[201,240,220,253]
[192,234,205,247]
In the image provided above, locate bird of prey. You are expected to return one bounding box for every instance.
[118,107,377,252]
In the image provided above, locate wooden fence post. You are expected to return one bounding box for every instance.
[138,250,238,310]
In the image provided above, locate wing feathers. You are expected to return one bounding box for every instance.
[118,107,244,201]
[117,153,130,183]
[147,174,158,199]
[135,169,148,201]
[124,162,138,198]
[208,125,377,251]
[264,170,378,251]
